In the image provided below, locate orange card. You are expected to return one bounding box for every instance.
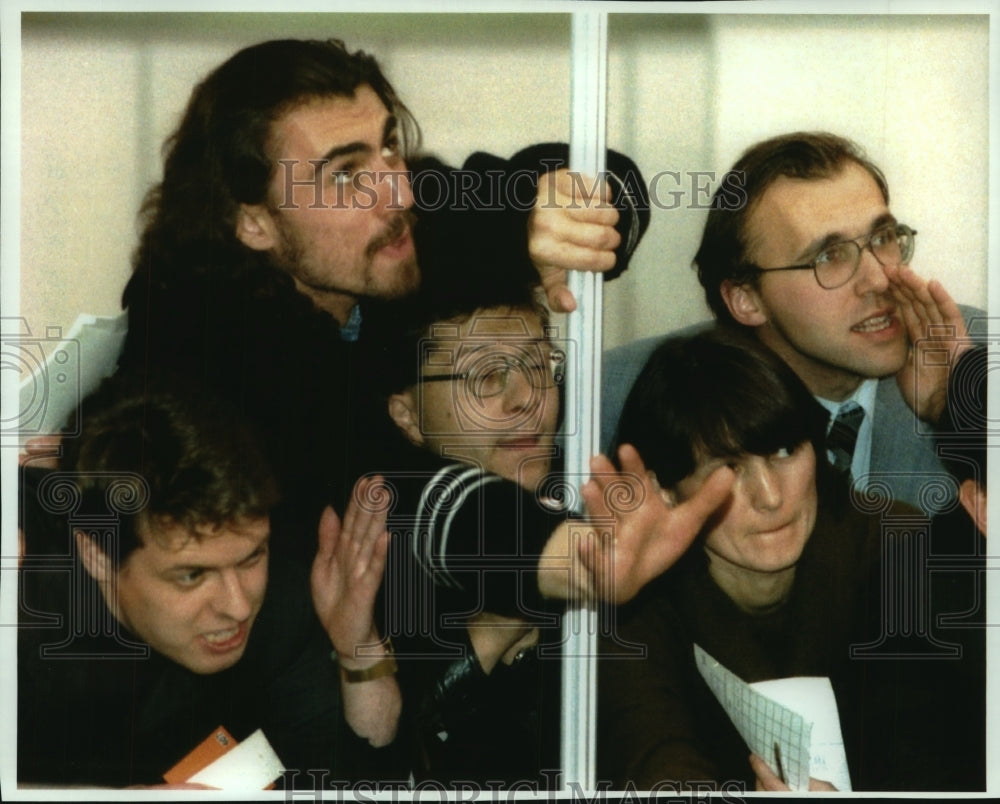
[163,725,237,785]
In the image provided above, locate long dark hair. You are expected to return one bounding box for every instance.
[128,38,419,295]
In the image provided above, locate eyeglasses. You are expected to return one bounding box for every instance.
[744,222,917,290]
[418,349,565,401]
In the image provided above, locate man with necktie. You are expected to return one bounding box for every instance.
[602,131,981,514]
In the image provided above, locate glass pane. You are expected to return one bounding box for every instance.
[12,9,587,795]
[600,8,990,794]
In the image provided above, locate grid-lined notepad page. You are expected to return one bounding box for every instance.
[694,644,812,791]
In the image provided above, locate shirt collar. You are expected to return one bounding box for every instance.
[339,303,363,343]
[814,377,878,425]
[814,378,878,488]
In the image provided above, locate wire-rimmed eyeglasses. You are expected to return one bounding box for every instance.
[418,349,565,401]
[743,222,917,290]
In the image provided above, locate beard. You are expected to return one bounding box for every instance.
[270,208,420,304]
[361,208,420,299]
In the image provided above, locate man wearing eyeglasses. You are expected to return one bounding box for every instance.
[604,131,979,513]
[103,38,647,566]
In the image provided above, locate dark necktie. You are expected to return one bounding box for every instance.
[827,401,864,479]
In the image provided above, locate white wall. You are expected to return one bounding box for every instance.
[16,12,571,344]
[15,9,991,349]
[603,11,991,347]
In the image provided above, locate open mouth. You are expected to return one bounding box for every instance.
[381,228,411,252]
[200,622,247,652]
[371,230,412,262]
[851,312,894,334]
[370,212,416,257]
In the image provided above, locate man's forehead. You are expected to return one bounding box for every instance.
[269,84,390,155]
[133,516,271,564]
[423,336,549,366]
[427,312,547,352]
[441,308,544,336]
[747,163,889,258]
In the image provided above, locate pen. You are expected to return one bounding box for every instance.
[774,742,786,785]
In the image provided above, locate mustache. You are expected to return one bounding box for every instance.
[366,210,417,257]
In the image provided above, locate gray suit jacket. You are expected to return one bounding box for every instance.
[600,308,985,516]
